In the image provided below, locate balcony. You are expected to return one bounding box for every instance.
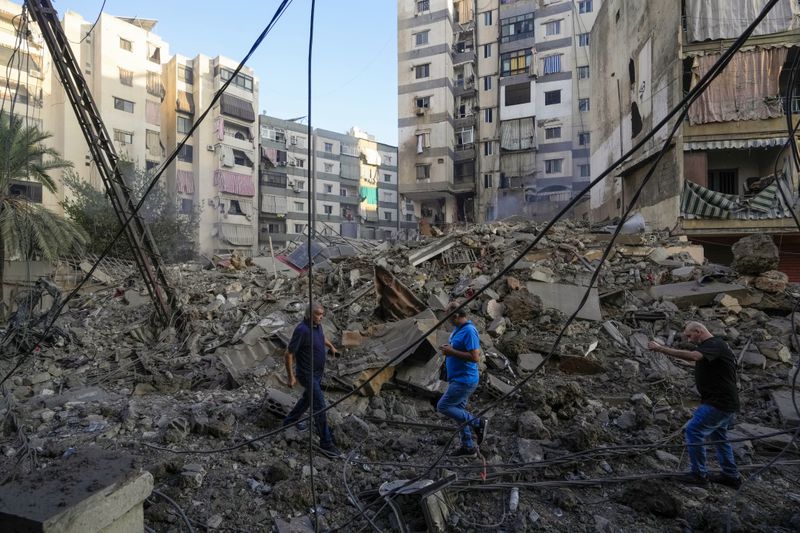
[453,143,475,161]
[453,78,476,97]
[453,114,475,129]
[451,49,476,66]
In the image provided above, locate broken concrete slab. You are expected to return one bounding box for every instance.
[341,330,363,348]
[374,265,427,320]
[648,280,748,309]
[771,389,800,426]
[0,448,152,533]
[558,356,605,375]
[756,340,792,363]
[407,236,457,267]
[525,281,602,321]
[517,352,544,373]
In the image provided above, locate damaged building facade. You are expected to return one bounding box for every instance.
[397,0,601,226]
[589,0,800,273]
[259,116,416,247]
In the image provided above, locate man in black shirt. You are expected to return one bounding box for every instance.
[648,321,741,488]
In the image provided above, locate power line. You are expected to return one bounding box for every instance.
[68,0,106,45]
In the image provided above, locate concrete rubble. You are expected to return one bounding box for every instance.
[1,221,799,531]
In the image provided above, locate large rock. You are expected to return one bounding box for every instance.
[517,410,550,439]
[754,270,789,293]
[503,289,543,324]
[731,234,779,275]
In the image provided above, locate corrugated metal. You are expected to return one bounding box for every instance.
[683,137,787,151]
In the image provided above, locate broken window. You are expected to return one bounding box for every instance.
[416,164,431,180]
[178,65,194,84]
[228,200,243,215]
[147,42,161,64]
[233,149,253,167]
[113,129,133,145]
[178,144,193,162]
[9,180,42,203]
[708,169,738,195]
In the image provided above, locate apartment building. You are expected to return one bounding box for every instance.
[397,0,600,226]
[259,115,411,247]
[0,0,51,206]
[589,0,800,271]
[162,54,259,256]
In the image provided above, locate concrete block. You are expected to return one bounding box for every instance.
[771,389,800,426]
[517,353,544,373]
[0,449,152,533]
[525,281,602,321]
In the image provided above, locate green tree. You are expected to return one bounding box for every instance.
[62,164,199,263]
[0,112,87,296]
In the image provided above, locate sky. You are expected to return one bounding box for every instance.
[54,0,400,144]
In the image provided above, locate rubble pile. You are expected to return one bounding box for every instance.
[1,220,799,532]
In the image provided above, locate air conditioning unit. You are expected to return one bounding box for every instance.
[415,108,426,116]
[288,161,297,166]
[207,144,215,151]
[290,138,297,145]
[278,161,287,167]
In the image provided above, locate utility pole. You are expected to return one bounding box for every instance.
[26,0,179,324]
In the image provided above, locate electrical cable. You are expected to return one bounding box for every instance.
[68,0,106,45]
[342,447,384,533]
[330,2,785,527]
[0,0,295,387]
[150,489,195,533]
[304,0,319,531]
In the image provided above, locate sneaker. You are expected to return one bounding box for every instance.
[319,444,342,459]
[710,474,742,489]
[449,445,477,458]
[674,472,709,486]
[475,418,489,447]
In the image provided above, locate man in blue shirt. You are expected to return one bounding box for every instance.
[283,302,342,458]
[437,302,488,457]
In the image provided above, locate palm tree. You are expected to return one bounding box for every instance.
[0,111,86,305]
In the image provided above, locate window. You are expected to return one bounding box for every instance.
[578,132,591,146]
[483,11,493,25]
[322,184,332,194]
[113,97,134,113]
[578,65,590,79]
[227,200,243,215]
[578,0,593,14]
[295,159,305,168]
[113,129,133,144]
[383,191,394,202]
[340,188,348,197]
[455,127,473,146]
[324,163,333,173]
[545,159,563,174]
[295,180,305,190]
[146,130,161,154]
[233,149,253,167]
[500,49,532,77]
[483,76,492,91]
[178,144,193,162]
[218,67,254,92]
[384,211,393,221]
[385,155,393,164]
[500,13,534,43]
[178,65,194,84]
[484,174,493,188]
[578,33,590,46]
[415,31,429,46]
[579,164,590,177]
[542,55,562,74]
[384,173,392,182]
[483,141,493,156]
[505,82,531,105]
[544,90,561,105]
[294,202,304,211]
[119,68,133,86]
[416,0,430,13]
[416,96,431,108]
[177,115,192,134]
[415,64,430,79]
[180,198,193,214]
[708,169,738,195]
[483,44,492,58]
[484,108,493,123]
[146,71,162,97]
[579,98,590,111]
[9,180,42,203]
[119,37,132,51]
[544,20,561,36]
[324,142,333,153]
[406,213,413,222]
[147,43,161,64]
[324,204,333,215]
[416,164,431,179]
[544,126,561,139]
[294,224,304,233]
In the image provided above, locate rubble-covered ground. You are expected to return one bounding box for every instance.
[2,221,800,532]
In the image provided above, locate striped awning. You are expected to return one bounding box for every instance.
[219,223,254,246]
[683,137,787,151]
[220,93,255,122]
[681,175,794,220]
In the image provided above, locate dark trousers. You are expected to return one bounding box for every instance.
[283,376,333,448]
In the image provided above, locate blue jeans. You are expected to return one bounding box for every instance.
[283,377,333,448]
[685,403,739,478]
[437,381,480,449]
